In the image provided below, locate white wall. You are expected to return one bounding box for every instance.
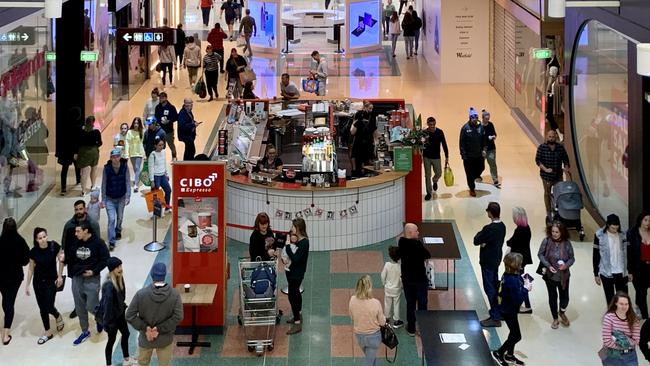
[421,0,489,83]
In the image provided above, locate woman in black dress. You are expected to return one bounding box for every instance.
[77,115,103,195]
[286,218,310,335]
[25,227,65,344]
[249,212,275,261]
[506,207,533,313]
[0,217,30,345]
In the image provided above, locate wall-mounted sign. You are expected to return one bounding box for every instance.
[533,48,552,59]
[0,27,35,45]
[80,51,99,62]
[116,27,176,46]
[45,52,56,61]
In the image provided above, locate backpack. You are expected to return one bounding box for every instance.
[246,263,276,298]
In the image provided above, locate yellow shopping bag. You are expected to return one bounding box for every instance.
[444,162,454,187]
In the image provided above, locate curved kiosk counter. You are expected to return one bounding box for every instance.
[205,99,414,251]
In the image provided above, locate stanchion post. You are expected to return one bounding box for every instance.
[144,198,166,252]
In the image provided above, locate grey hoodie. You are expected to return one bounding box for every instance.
[125,283,183,348]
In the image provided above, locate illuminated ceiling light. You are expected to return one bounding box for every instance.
[44,0,63,18]
[548,0,621,19]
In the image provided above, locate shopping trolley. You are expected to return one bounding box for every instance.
[237,258,282,356]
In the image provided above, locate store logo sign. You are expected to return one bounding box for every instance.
[180,173,219,193]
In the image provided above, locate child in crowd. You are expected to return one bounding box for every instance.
[87,188,101,223]
[381,246,404,328]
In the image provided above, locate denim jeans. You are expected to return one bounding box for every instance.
[404,36,415,57]
[154,175,171,205]
[130,156,142,187]
[105,197,126,245]
[485,149,498,182]
[481,266,501,320]
[355,331,381,366]
[390,34,399,55]
[602,350,638,366]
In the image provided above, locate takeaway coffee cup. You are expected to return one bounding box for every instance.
[184,284,191,293]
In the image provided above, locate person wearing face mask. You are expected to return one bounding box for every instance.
[593,214,629,306]
[481,109,500,188]
[538,221,575,329]
[459,107,485,197]
[535,130,570,220]
[627,211,650,319]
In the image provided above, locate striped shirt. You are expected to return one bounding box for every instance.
[602,312,640,350]
[203,53,221,72]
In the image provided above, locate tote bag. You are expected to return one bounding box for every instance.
[444,162,454,187]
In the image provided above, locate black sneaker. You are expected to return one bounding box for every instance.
[492,351,508,366]
[69,309,77,319]
[424,194,432,201]
[116,232,122,240]
[407,330,415,337]
[391,320,404,329]
[433,182,438,191]
[109,243,115,251]
[505,354,525,365]
[494,181,501,189]
[480,317,502,327]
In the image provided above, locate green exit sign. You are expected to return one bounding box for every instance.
[533,48,552,59]
[80,51,98,62]
[45,52,56,61]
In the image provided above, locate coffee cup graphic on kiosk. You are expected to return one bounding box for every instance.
[180,172,219,193]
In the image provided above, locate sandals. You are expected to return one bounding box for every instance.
[56,316,65,332]
[37,334,53,345]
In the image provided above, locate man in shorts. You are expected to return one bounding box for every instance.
[220,0,238,41]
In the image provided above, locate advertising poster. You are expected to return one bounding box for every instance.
[249,0,277,49]
[349,0,380,49]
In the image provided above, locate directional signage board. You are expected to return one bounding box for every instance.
[80,51,99,62]
[0,26,35,45]
[116,27,175,46]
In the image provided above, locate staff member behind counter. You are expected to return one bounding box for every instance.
[253,144,284,173]
[350,101,377,177]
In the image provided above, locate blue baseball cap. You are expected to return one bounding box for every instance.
[145,116,157,126]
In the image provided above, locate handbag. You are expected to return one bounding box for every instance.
[194,76,207,98]
[381,325,398,363]
[597,346,609,360]
[443,162,454,187]
[155,63,162,72]
[239,68,256,85]
[536,238,551,277]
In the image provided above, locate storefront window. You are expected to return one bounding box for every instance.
[514,19,545,135]
[0,10,56,223]
[572,20,629,224]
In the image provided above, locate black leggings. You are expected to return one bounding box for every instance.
[497,313,521,356]
[60,160,81,190]
[105,313,130,365]
[205,70,219,98]
[545,278,570,319]
[161,63,173,85]
[0,280,21,329]
[287,277,303,322]
[34,281,60,331]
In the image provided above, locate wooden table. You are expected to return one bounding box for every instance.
[175,284,218,354]
[418,222,462,309]
[416,310,494,366]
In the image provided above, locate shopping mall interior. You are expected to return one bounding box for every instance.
[0,0,649,365]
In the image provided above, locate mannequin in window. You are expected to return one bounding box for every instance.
[546,65,563,141]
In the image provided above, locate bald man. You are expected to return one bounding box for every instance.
[177,98,203,160]
[398,223,431,336]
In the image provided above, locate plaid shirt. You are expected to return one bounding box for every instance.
[535,142,569,181]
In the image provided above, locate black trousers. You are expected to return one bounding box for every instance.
[287,277,303,322]
[201,7,210,26]
[403,282,428,333]
[545,278,569,319]
[463,156,484,191]
[497,312,521,356]
[398,0,407,15]
[183,140,196,161]
[175,47,184,65]
[105,313,130,365]
[215,49,225,72]
[600,273,629,306]
[34,281,60,331]
[0,279,21,328]
[60,160,81,190]
[205,70,219,98]
[634,263,650,319]
[161,63,173,85]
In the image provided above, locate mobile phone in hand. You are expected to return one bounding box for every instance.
[523,273,534,282]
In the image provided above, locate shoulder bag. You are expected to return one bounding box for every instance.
[535,238,550,276]
[381,325,398,363]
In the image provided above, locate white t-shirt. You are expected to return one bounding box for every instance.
[381,261,402,297]
[608,232,624,274]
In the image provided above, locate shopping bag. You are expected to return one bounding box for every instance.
[302,78,318,94]
[194,76,207,98]
[155,63,162,72]
[239,68,256,85]
[140,161,151,187]
[425,259,435,289]
[443,162,454,187]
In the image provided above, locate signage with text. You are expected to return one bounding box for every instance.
[80,51,99,62]
[45,52,56,61]
[116,27,176,46]
[533,48,552,59]
[0,27,35,45]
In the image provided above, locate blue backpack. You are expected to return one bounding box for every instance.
[248,263,276,298]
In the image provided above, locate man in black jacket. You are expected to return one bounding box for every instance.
[398,223,431,336]
[481,110,500,188]
[101,149,131,250]
[459,107,486,197]
[143,117,166,159]
[177,98,202,160]
[154,92,178,160]
[63,221,109,346]
[474,202,506,327]
[422,116,449,200]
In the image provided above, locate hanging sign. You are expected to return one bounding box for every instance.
[80,51,99,62]
[0,26,35,45]
[116,27,176,46]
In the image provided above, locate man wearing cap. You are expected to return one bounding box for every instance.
[474,202,507,327]
[154,92,179,160]
[143,117,166,159]
[142,88,160,121]
[126,263,183,366]
[481,109,500,188]
[63,221,110,345]
[100,149,131,251]
[459,107,486,197]
[178,98,203,160]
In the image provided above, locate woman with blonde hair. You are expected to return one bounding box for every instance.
[349,275,386,366]
[506,207,532,313]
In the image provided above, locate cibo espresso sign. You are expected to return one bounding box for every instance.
[179,172,220,194]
